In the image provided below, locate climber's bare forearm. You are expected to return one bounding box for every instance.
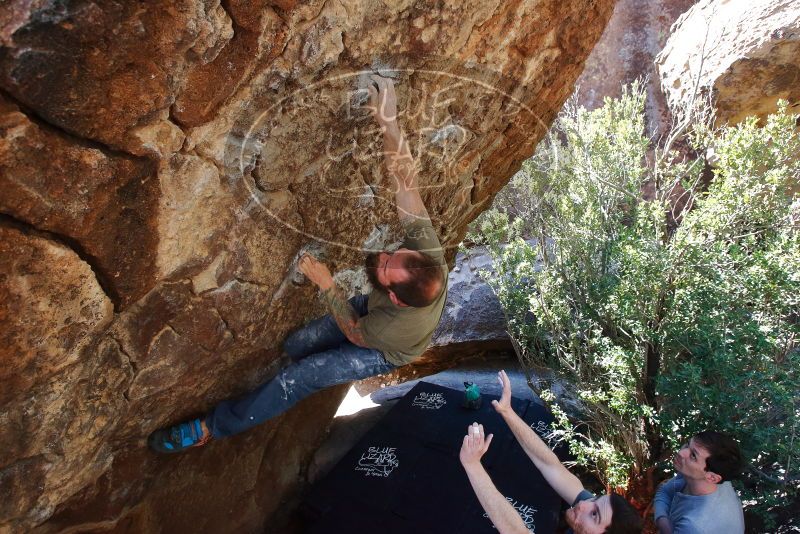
[463,462,530,534]
[382,121,430,224]
[321,286,368,347]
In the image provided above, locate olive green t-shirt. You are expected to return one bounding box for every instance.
[358,218,449,366]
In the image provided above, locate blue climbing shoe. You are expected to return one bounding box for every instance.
[148,418,210,454]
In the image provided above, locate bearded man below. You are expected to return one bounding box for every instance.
[460,371,643,534]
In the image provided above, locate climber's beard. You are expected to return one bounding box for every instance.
[365,252,387,292]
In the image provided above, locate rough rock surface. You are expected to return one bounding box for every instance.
[657,0,800,125]
[0,225,123,528]
[0,1,615,532]
[576,0,697,137]
[431,247,509,349]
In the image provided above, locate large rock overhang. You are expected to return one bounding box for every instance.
[0,0,616,531]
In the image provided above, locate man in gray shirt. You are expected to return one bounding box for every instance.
[654,430,745,533]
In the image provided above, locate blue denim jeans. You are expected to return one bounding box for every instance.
[207,295,396,438]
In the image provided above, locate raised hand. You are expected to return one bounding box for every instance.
[491,370,513,415]
[459,422,494,467]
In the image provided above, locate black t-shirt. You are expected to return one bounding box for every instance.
[573,489,595,506]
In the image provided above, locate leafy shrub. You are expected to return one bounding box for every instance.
[472,86,800,524]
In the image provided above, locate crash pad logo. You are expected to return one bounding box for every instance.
[355,446,399,478]
[411,391,447,410]
[484,498,537,531]
[530,420,558,446]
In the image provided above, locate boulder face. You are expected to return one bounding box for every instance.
[575,0,697,137]
[0,1,615,532]
[431,247,509,350]
[657,0,800,125]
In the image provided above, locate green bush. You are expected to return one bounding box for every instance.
[472,86,800,524]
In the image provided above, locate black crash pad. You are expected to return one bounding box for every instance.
[302,381,569,533]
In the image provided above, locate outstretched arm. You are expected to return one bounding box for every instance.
[460,423,530,534]
[367,75,430,225]
[298,255,369,347]
[492,370,585,505]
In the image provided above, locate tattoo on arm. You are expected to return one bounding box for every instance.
[321,287,368,347]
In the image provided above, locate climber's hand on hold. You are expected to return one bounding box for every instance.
[298,254,334,292]
[366,74,398,130]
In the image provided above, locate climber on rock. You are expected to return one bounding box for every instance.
[149,75,448,453]
[460,370,643,534]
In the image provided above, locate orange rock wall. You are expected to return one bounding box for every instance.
[0,1,615,531]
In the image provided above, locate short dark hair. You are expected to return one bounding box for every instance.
[605,493,643,534]
[389,251,444,307]
[694,430,743,482]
